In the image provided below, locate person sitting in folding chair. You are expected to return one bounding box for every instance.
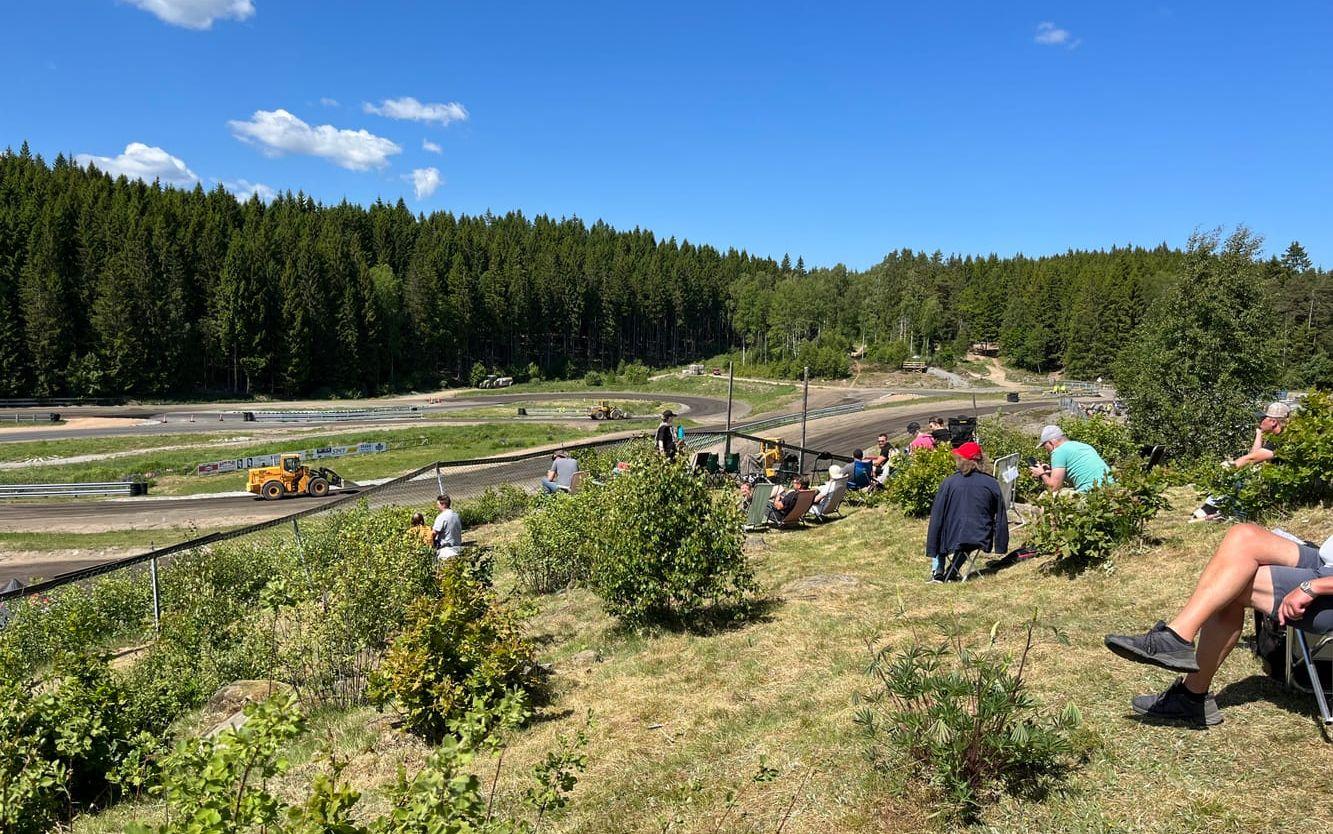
[925,441,1008,583]
[1104,523,1332,726]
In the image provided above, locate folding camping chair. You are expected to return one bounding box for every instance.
[743,483,776,532]
[771,489,817,529]
[940,545,983,582]
[1285,626,1333,727]
[808,477,848,521]
[991,453,1026,527]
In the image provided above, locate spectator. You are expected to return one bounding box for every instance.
[655,409,678,460]
[541,449,580,493]
[846,449,876,491]
[925,441,1009,582]
[814,463,850,514]
[929,416,950,446]
[769,475,807,523]
[1029,425,1112,493]
[1193,402,1293,521]
[907,421,936,451]
[409,512,433,548]
[432,493,463,559]
[737,480,754,512]
[1104,523,1333,726]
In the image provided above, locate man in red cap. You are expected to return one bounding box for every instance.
[925,441,1009,582]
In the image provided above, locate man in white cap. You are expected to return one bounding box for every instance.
[1029,425,1112,494]
[1192,401,1293,521]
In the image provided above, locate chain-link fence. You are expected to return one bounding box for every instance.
[0,428,865,610]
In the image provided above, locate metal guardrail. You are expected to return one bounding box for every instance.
[247,407,424,423]
[734,401,864,434]
[0,482,149,498]
[0,412,61,424]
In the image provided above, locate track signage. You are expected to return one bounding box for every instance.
[196,441,389,475]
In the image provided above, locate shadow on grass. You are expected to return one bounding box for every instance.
[618,594,784,637]
[1215,673,1332,735]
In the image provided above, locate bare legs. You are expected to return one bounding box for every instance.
[1165,524,1297,693]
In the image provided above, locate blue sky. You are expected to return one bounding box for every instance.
[4,1,1332,269]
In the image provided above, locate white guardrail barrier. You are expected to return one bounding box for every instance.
[245,407,422,423]
[0,482,149,498]
[195,441,389,476]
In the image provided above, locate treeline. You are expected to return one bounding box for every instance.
[0,144,771,397]
[2,143,1330,398]
[726,243,1331,387]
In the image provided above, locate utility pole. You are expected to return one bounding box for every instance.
[724,361,734,463]
[799,366,810,473]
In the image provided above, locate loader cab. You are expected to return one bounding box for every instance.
[281,454,302,474]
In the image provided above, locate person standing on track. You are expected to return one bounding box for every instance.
[655,409,678,461]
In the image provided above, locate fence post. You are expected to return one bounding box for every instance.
[291,516,303,547]
[724,361,734,462]
[435,464,444,496]
[149,553,161,634]
[799,366,810,473]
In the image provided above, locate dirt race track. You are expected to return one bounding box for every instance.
[0,391,1054,585]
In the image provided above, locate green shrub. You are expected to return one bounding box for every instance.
[884,445,957,517]
[585,452,753,626]
[458,484,531,528]
[368,560,541,742]
[469,361,488,387]
[583,370,604,387]
[621,361,651,385]
[125,692,587,834]
[0,571,149,680]
[1197,390,1333,520]
[506,489,600,594]
[853,616,1087,824]
[1058,413,1137,465]
[1026,466,1169,574]
[0,653,169,833]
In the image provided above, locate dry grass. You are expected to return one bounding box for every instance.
[76,492,1333,833]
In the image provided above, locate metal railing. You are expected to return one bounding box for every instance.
[247,407,424,423]
[0,412,61,424]
[0,482,150,498]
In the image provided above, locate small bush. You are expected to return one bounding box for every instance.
[126,693,587,834]
[457,484,531,528]
[853,616,1087,824]
[506,489,600,594]
[583,370,604,387]
[0,653,169,833]
[368,560,541,742]
[1058,413,1137,465]
[621,361,651,385]
[1197,389,1333,521]
[585,452,753,626]
[1026,466,1169,574]
[0,571,149,680]
[884,445,957,517]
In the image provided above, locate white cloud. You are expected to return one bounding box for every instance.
[124,0,255,30]
[1034,21,1080,48]
[75,142,198,187]
[221,179,278,202]
[422,139,442,154]
[364,97,469,127]
[404,167,442,200]
[319,97,340,107]
[228,109,402,171]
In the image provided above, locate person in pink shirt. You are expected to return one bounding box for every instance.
[907,421,936,451]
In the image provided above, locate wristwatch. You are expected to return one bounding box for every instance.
[1299,579,1318,598]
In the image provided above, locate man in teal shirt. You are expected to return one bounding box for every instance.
[1029,425,1112,493]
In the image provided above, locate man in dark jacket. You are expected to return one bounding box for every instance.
[655,409,677,460]
[925,441,1008,582]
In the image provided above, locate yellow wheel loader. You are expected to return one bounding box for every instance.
[246,454,349,500]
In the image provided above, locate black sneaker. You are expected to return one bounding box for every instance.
[927,574,944,584]
[1131,678,1222,726]
[1104,621,1200,672]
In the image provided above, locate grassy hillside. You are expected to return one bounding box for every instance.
[75,488,1333,833]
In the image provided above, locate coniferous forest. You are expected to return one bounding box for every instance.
[1,143,1330,398]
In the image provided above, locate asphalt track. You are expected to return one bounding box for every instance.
[0,395,1053,585]
[0,391,738,442]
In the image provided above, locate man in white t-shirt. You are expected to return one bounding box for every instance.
[432,493,463,559]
